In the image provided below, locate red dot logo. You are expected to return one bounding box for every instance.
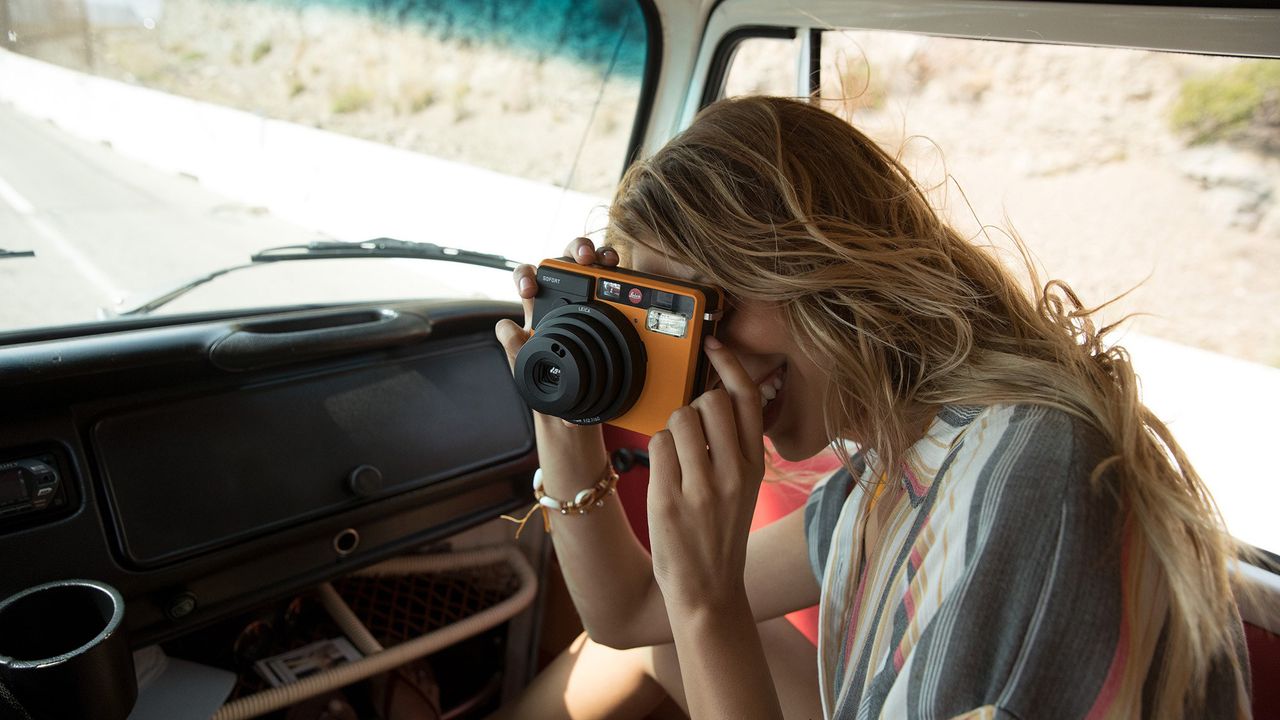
[628,288,643,304]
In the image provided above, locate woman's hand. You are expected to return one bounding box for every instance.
[647,336,767,614]
[494,238,621,493]
[494,237,620,372]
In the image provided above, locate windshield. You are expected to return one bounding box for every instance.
[0,0,650,330]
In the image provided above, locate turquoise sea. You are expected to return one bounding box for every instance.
[253,0,647,77]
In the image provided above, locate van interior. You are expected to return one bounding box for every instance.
[0,0,1276,718]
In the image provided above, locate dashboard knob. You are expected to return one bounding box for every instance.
[347,465,383,497]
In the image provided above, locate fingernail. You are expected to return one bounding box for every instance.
[705,336,722,350]
[575,245,590,258]
[519,277,533,294]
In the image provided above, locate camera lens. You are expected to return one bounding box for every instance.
[534,360,562,390]
[514,302,646,424]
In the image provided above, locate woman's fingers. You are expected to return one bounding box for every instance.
[511,263,537,330]
[502,263,539,370]
[691,389,739,467]
[667,406,712,489]
[597,245,620,267]
[565,237,597,265]
[563,237,617,267]
[648,429,681,494]
[495,318,529,371]
[703,337,764,465]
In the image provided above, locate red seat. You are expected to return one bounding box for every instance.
[1245,621,1279,719]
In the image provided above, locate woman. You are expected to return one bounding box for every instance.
[491,96,1250,719]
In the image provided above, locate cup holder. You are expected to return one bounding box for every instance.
[0,579,136,720]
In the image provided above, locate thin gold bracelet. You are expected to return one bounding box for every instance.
[501,461,619,538]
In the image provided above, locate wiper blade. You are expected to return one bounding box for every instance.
[0,248,35,259]
[112,237,521,316]
[251,238,519,272]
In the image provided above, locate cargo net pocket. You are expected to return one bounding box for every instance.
[331,561,520,647]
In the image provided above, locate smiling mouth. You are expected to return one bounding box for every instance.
[757,364,786,408]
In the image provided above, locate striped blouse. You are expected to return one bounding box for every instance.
[803,404,1248,719]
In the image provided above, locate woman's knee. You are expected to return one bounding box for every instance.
[578,631,677,682]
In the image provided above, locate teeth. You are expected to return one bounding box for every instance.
[757,367,785,409]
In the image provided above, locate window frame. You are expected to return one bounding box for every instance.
[684,0,1280,126]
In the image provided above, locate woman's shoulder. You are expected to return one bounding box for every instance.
[940,403,1123,552]
[953,403,1115,490]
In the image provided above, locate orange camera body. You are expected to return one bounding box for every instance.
[513,258,723,437]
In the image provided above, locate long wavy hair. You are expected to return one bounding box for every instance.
[605,96,1248,717]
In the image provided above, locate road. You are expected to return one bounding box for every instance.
[0,102,331,330]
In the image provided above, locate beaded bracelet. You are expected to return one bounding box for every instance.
[501,461,619,538]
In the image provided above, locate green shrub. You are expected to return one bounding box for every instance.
[332,86,372,114]
[1170,61,1280,144]
[410,89,436,113]
[251,40,272,64]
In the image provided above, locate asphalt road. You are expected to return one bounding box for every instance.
[0,102,327,332]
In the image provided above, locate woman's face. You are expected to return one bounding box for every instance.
[627,244,831,461]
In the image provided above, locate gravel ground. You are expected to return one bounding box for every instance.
[76,0,641,197]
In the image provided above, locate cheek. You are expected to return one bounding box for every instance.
[796,383,833,444]
[772,372,834,461]
[720,311,787,355]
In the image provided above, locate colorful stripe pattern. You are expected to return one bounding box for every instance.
[802,404,1248,719]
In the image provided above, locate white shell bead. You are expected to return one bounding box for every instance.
[538,495,562,511]
[574,489,593,506]
[532,468,544,492]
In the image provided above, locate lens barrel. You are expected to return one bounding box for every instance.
[515,302,646,423]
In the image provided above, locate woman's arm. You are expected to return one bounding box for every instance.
[643,337,795,718]
[547,478,821,650]
[499,239,820,651]
[670,601,784,720]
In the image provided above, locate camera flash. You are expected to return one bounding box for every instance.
[646,308,689,338]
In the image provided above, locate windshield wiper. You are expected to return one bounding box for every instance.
[112,238,521,316]
[251,238,518,269]
[0,248,34,259]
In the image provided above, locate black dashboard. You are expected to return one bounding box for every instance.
[0,299,535,647]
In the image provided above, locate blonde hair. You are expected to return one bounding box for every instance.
[606,96,1248,717]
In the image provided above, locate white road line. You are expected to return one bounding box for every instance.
[0,173,35,215]
[0,171,125,302]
